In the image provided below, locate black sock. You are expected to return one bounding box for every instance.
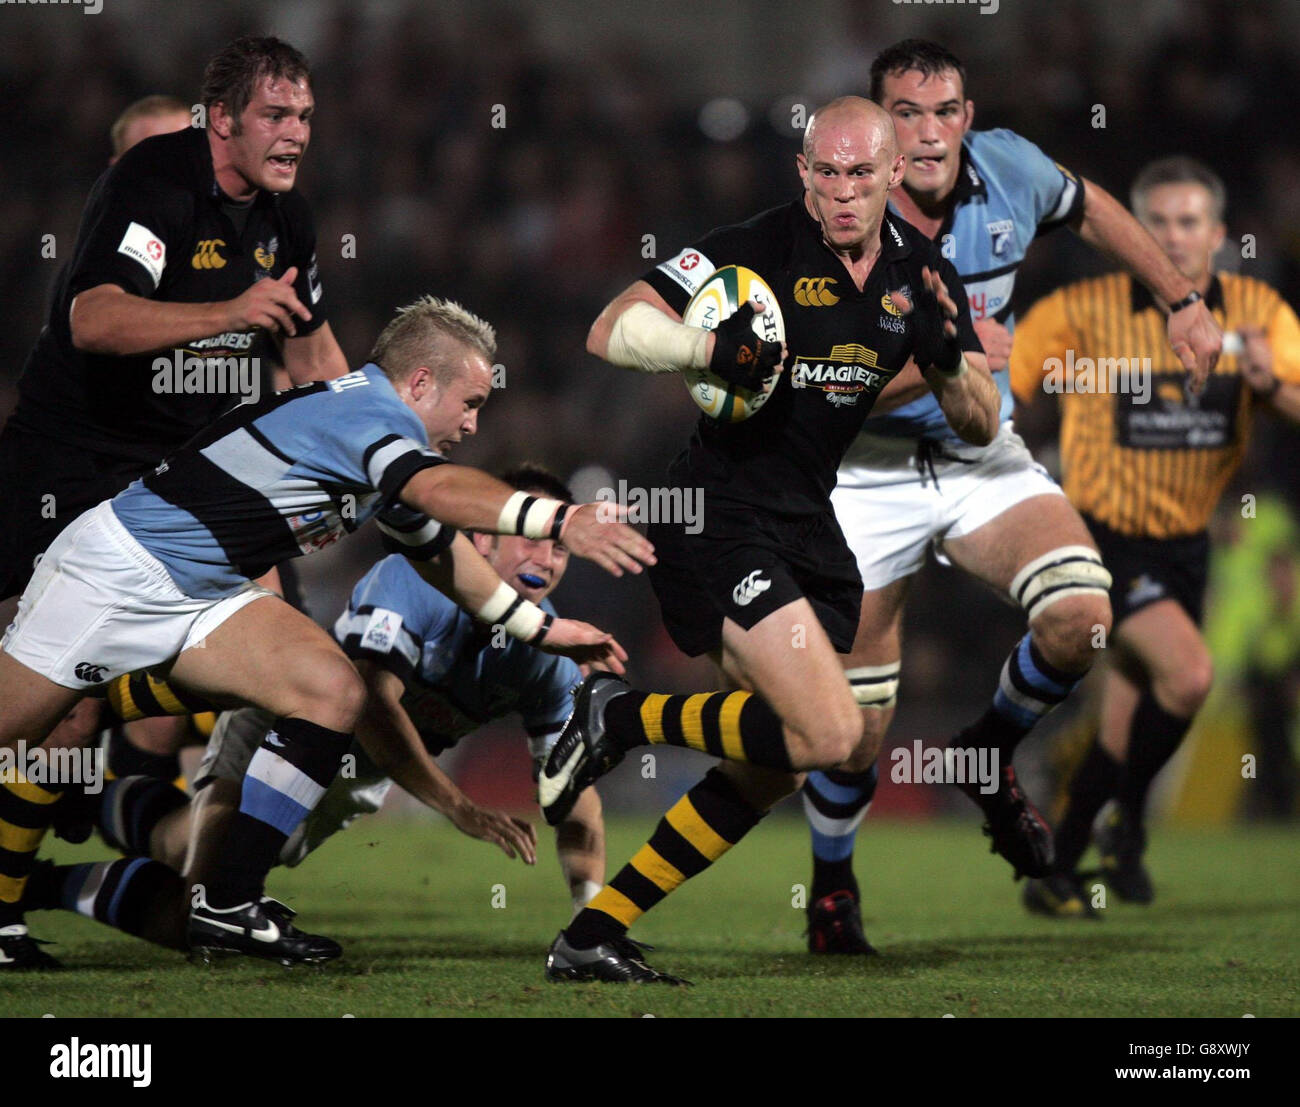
[566,767,765,948]
[1116,693,1194,824]
[35,857,183,939]
[96,775,189,854]
[1054,740,1121,874]
[804,765,878,902]
[203,717,351,909]
[103,671,216,724]
[965,633,1087,760]
[0,774,63,927]
[105,726,181,782]
[604,688,793,770]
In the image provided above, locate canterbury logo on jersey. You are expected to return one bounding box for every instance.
[794,277,840,306]
[732,570,772,606]
[191,239,227,269]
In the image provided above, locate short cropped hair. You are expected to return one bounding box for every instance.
[500,463,573,504]
[110,95,190,157]
[1131,157,1227,223]
[869,39,967,103]
[201,35,311,133]
[369,296,497,384]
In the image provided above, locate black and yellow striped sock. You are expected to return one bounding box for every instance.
[0,772,63,925]
[103,672,217,724]
[565,767,764,948]
[605,690,793,771]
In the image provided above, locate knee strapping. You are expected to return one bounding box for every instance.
[1009,546,1111,620]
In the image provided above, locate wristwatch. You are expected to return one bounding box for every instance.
[1168,289,1203,313]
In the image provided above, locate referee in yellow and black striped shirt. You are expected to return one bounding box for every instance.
[1010,156,1300,916]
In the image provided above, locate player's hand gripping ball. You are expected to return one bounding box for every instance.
[682,265,786,422]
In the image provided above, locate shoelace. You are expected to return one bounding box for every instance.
[915,438,978,490]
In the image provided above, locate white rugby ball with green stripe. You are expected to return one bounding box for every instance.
[681,265,786,423]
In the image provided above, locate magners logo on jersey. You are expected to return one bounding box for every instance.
[790,344,885,407]
[794,277,840,307]
[191,239,227,269]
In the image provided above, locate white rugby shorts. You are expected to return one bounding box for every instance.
[2,502,275,690]
[832,422,1065,590]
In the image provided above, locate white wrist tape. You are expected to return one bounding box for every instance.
[498,491,567,539]
[606,300,711,374]
[476,580,549,642]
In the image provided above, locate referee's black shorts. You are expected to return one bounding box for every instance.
[1082,512,1210,626]
[0,422,148,600]
[647,495,863,658]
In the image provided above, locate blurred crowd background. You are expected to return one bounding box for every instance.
[1,0,1296,821]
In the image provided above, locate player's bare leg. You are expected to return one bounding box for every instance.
[541,596,862,831]
[801,576,908,953]
[0,650,87,753]
[164,596,364,962]
[937,493,1112,878]
[543,613,847,987]
[1051,599,1211,905]
[556,786,606,916]
[0,649,103,962]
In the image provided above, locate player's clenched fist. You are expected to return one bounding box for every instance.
[536,617,630,675]
[562,502,656,577]
[224,266,312,337]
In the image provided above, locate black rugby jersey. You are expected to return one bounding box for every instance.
[645,198,980,516]
[12,125,328,464]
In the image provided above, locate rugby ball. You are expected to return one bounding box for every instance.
[681,265,785,422]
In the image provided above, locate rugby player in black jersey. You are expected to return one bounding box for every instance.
[537,97,1000,983]
[0,35,347,968]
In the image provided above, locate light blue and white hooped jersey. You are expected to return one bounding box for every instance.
[110,363,455,598]
[865,128,1083,443]
[334,554,582,764]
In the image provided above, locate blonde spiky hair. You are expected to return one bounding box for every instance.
[370,295,497,383]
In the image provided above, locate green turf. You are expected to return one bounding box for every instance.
[6,817,1298,1017]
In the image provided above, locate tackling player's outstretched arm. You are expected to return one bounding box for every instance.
[1073,177,1221,388]
[399,464,654,578]
[69,267,314,355]
[407,532,630,673]
[352,660,538,863]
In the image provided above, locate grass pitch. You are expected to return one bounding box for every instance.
[6,816,1297,1018]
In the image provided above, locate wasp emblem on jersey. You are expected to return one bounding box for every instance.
[254,236,278,270]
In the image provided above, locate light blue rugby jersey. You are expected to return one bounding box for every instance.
[110,364,455,598]
[864,128,1083,443]
[334,554,581,762]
